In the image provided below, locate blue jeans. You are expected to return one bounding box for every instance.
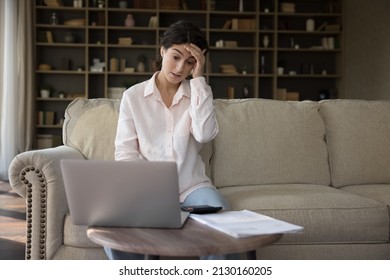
[104,186,239,260]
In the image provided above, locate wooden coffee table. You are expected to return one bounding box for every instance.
[87,218,282,259]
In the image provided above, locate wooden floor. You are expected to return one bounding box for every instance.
[0,181,26,260]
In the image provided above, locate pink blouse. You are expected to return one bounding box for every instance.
[115,72,219,201]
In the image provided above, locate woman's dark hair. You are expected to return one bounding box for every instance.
[154,20,209,70]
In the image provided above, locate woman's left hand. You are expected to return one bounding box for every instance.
[185,43,206,79]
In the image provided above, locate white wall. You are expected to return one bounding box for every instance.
[344,0,390,100]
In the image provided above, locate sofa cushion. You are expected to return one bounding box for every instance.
[63,214,101,248]
[320,100,390,187]
[219,184,389,243]
[53,246,108,260]
[340,184,390,210]
[211,99,330,187]
[63,98,120,160]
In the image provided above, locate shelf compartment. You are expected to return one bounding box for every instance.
[210,50,256,75]
[210,32,257,48]
[36,46,86,71]
[36,74,86,98]
[35,8,87,25]
[209,76,256,99]
[277,77,340,101]
[258,76,274,99]
[158,12,207,29]
[107,28,157,45]
[277,51,339,76]
[213,0,257,12]
[107,11,157,28]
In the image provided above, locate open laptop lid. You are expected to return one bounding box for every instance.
[61,159,188,228]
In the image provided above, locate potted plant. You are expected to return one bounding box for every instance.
[39,85,52,98]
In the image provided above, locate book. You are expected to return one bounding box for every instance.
[274,88,287,100]
[37,134,54,149]
[45,111,55,125]
[37,134,61,149]
[118,37,133,45]
[190,210,303,238]
[222,20,232,29]
[220,64,238,74]
[232,18,256,30]
[316,21,328,31]
[224,40,238,47]
[325,24,341,31]
[46,31,53,43]
[148,16,158,28]
[37,111,55,125]
[286,91,299,101]
[160,0,180,10]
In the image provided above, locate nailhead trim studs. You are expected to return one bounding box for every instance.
[20,166,47,260]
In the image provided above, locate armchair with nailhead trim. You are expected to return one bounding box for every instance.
[9,98,121,259]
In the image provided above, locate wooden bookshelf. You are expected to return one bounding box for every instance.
[33,0,343,148]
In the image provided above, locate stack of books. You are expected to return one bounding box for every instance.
[220,64,238,74]
[118,37,133,46]
[37,111,55,125]
[44,0,63,7]
[280,2,296,13]
[231,18,256,30]
[159,0,180,10]
[37,134,62,149]
[274,88,300,101]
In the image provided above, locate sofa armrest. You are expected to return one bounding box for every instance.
[8,145,85,260]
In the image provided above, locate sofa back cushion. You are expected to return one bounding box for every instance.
[211,99,330,187]
[63,98,120,160]
[320,100,390,187]
[63,98,214,169]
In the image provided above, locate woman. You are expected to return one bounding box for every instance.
[106,20,234,260]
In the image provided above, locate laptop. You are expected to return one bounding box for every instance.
[60,159,189,228]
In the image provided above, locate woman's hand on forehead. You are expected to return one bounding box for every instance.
[185,43,206,78]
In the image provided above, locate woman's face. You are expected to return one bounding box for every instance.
[160,44,196,85]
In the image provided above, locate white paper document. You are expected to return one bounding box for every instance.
[190,210,304,238]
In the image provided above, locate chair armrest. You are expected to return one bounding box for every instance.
[8,145,85,259]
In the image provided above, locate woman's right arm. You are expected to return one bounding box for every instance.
[114,93,141,161]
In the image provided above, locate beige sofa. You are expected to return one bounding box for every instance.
[9,98,390,260]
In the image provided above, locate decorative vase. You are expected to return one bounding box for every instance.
[64,32,75,43]
[137,62,145,72]
[262,35,269,48]
[124,14,135,27]
[306,18,315,31]
[50,12,58,25]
